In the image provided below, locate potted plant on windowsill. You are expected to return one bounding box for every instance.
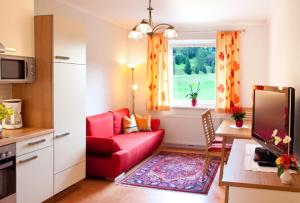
[0,104,13,139]
[186,82,200,107]
[230,106,246,127]
[271,129,299,184]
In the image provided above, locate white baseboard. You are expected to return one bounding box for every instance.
[162,142,206,150]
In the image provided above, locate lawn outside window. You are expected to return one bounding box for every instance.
[168,39,216,108]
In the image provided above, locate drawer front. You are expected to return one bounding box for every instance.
[54,161,86,194]
[17,133,54,156]
[17,146,54,203]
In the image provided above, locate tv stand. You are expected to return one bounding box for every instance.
[254,147,277,167]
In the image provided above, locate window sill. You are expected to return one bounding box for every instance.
[171,105,215,110]
[171,100,215,110]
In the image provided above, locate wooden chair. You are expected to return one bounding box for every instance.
[201,109,231,180]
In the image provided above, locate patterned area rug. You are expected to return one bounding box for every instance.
[120,151,219,194]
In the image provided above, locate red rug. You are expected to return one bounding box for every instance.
[120,151,219,194]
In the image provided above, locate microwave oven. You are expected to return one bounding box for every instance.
[0,54,35,83]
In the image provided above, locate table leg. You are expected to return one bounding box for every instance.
[219,136,227,185]
[225,186,229,203]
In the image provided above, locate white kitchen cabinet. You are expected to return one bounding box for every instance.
[0,0,34,57]
[33,14,86,196]
[54,162,86,194]
[16,133,53,156]
[16,145,53,203]
[52,15,86,194]
[53,16,86,65]
[54,63,86,174]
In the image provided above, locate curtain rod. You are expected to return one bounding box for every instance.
[177,29,246,33]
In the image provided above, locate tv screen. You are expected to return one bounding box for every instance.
[252,86,294,155]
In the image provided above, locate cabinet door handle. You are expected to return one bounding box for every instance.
[27,139,46,146]
[55,132,70,139]
[55,56,70,60]
[19,155,38,164]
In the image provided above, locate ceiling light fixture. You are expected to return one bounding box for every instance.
[128,0,178,39]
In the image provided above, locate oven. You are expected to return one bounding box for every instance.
[0,144,16,203]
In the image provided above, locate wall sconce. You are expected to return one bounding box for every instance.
[128,64,138,114]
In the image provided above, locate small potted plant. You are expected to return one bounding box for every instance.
[186,82,200,107]
[0,104,13,139]
[230,106,246,127]
[271,129,299,184]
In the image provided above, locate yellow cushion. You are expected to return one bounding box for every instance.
[123,115,139,134]
[135,114,152,131]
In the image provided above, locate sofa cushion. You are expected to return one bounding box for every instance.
[123,115,139,134]
[86,112,113,138]
[151,119,160,131]
[135,114,152,131]
[112,108,130,135]
[87,136,121,155]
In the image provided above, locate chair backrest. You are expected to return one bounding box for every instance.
[201,109,215,148]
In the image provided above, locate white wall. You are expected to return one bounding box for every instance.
[35,0,129,116]
[268,0,300,157]
[128,24,269,146]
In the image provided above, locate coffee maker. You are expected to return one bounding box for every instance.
[2,99,23,129]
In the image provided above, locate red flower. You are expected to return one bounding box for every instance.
[233,61,240,71]
[281,154,291,169]
[230,106,243,114]
[217,84,224,93]
[230,106,246,121]
[219,52,224,61]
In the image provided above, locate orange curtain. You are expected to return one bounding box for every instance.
[216,31,241,112]
[146,33,170,111]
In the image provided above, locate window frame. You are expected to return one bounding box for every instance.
[168,39,217,108]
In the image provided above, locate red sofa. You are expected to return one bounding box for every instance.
[86,108,164,179]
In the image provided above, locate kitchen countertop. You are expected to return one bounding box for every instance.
[0,127,54,146]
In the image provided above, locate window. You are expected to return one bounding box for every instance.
[168,40,216,107]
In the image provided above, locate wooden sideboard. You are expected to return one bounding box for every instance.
[222,139,300,203]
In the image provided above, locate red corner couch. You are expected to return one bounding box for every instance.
[86,108,164,179]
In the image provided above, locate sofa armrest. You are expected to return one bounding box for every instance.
[86,136,121,155]
[111,150,129,177]
[151,118,161,131]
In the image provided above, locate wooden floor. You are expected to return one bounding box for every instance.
[56,147,225,203]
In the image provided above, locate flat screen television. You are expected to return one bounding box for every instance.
[252,85,295,163]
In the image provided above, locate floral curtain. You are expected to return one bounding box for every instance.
[216,31,241,112]
[146,33,170,111]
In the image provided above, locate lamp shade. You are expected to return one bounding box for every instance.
[136,19,152,34]
[127,64,137,69]
[163,28,178,38]
[128,30,143,39]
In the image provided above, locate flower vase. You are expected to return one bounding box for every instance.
[280,169,292,184]
[235,119,243,128]
[191,99,197,107]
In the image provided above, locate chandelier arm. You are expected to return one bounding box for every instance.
[152,23,175,33]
